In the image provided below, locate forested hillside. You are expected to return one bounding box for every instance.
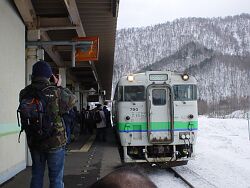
[113,14,250,115]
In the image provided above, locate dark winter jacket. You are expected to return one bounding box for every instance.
[19,77,76,151]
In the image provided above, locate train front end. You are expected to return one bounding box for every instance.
[112,71,198,165]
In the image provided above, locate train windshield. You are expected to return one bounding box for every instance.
[173,84,197,101]
[152,89,166,105]
[123,86,145,101]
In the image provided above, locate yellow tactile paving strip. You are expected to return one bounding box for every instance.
[69,134,96,153]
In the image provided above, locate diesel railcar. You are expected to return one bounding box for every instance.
[112,71,198,165]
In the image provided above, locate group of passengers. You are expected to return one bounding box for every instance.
[80,102,112,141]
[63,102,112,146]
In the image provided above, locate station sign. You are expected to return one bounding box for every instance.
[75,36,99,62]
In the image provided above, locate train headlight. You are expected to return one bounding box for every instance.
[179,132,191,140]
[182,74,189,81]
[127,74,134,82]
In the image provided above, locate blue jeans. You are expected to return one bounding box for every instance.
[62,114,72,144]
[65,124,71,144]
[30,147,65,188]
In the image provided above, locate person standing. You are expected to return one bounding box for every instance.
[95,104,107,141]
[18,60,76,188]
[103,106,111,128]
[80,107,86,134]
[84,105,95,135]
[62,110,74,147]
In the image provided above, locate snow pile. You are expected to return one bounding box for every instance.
[225,110,250,119]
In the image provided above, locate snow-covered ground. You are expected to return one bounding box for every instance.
[149,116,250,188]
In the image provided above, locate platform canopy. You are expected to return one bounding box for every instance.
[14,0,119,99]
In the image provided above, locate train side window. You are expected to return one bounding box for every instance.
[124,86,145,101]
[173,85,197,101]
[118,86,123,101]
[152,89,166,105]
[114,86,118,100]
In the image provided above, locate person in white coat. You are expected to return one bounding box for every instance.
[95,104,107,141]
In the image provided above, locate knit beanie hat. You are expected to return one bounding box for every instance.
[32,60,53,78]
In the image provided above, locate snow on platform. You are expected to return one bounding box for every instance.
[149,116,250,188]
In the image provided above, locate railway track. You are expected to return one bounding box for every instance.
[120,163,217,188]
[169,166,217,188]
[169,167,195,188]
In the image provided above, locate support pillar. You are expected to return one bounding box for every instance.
[75,83,80,110]
[99,95,104,104]
[26,48,37,85]
[26,30,43,85]
[82,91,88,108]
[98,86,103,104]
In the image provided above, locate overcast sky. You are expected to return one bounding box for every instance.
[117,0,250,29]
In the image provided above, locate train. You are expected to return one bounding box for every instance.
[112,71,198,166]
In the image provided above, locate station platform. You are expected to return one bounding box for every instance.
[0,128,122,188]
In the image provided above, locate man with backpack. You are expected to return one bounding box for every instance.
[95,104,107,142]
[84,105,95,135]
[18,60,76,188]
[103,105,111,128]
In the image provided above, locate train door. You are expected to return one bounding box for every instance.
[146,84,174,144]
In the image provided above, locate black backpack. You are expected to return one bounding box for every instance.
[17,86,54,142]
[94,111,102,123]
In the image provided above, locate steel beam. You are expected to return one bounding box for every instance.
[38,17,78,31]
[40,26,77,31]
[38,17,72,27]
[89,61,102,90]
[14,0,37,29]
[13,0,65,67]
[26,40,92,46]
[64,0,86,37]
[40,32,64,67]
[72,45,76,67]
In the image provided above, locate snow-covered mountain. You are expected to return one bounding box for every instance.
[113,14,250,114]
[140,42,250,114]
[139,42,213,72]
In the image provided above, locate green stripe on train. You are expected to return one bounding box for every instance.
[117,121,198,131]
